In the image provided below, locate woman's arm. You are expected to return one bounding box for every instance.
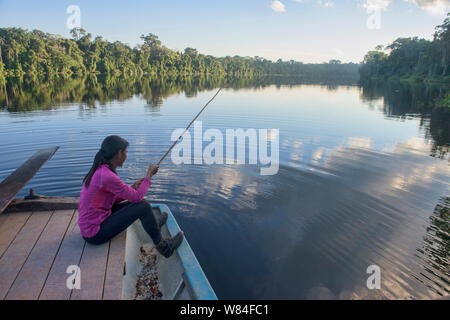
[113,178,145,204]
[131,178,145,190]
[102,172,151,203]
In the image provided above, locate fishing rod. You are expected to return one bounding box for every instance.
[156,88,222,166]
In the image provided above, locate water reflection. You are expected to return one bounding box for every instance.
[0,74,359,110]
[1,75,448,155]
[360,80,449,158]
[416,197,450,296]
[220,137,448,299]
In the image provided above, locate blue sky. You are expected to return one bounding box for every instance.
[0,0,448,63]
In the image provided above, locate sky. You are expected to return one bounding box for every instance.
[0,0,448,63]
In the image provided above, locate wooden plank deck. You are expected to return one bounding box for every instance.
[0,208,126,300]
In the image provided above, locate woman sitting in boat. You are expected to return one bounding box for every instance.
[78,135,183,258]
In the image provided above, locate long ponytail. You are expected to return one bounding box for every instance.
[83,135,129,188]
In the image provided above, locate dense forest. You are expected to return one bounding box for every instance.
[0,27,358,84]
[359,14,450,86]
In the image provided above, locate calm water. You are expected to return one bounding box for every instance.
[0,78,449,299]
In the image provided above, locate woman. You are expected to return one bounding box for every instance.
[78,135,183,258]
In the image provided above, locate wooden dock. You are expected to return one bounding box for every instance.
[0,147,218,301]
[0,201,126,300]
[0,147,126,300]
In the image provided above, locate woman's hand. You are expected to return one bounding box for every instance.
[131,178,145,190]
[146,164,159,179]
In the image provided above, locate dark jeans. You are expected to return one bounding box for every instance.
[83,200,162,245]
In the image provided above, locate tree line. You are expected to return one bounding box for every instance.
[0,27,358,82]
[359,14,449,85]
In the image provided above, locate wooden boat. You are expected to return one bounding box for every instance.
[0,148,217,300]
[124,203,217,300]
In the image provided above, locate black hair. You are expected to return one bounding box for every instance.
[83,135,129,188]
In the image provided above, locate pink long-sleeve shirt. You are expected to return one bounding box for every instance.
[78,164,151,238]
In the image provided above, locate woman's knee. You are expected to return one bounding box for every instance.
[136,199,151,212]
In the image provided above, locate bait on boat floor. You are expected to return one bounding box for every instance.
[0,148,217,300]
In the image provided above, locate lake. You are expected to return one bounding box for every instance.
[0,76,448,299]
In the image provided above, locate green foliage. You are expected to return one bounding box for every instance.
[360,13,450,84]
[439,93,450,107]
[70,28,87,41]
[0,61,5,87]
[0,28,359,80]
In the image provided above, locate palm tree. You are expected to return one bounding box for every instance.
[0,36,4,64]
[70,27,86,41]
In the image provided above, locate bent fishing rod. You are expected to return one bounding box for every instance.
[156,88,222,166]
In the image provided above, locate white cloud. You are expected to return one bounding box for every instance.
[404,0,450,15]
[362,0,392,10]
[295,0,448,15]
[316,0,335,7]
[270,1,287,12]
[361,0,450,14]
